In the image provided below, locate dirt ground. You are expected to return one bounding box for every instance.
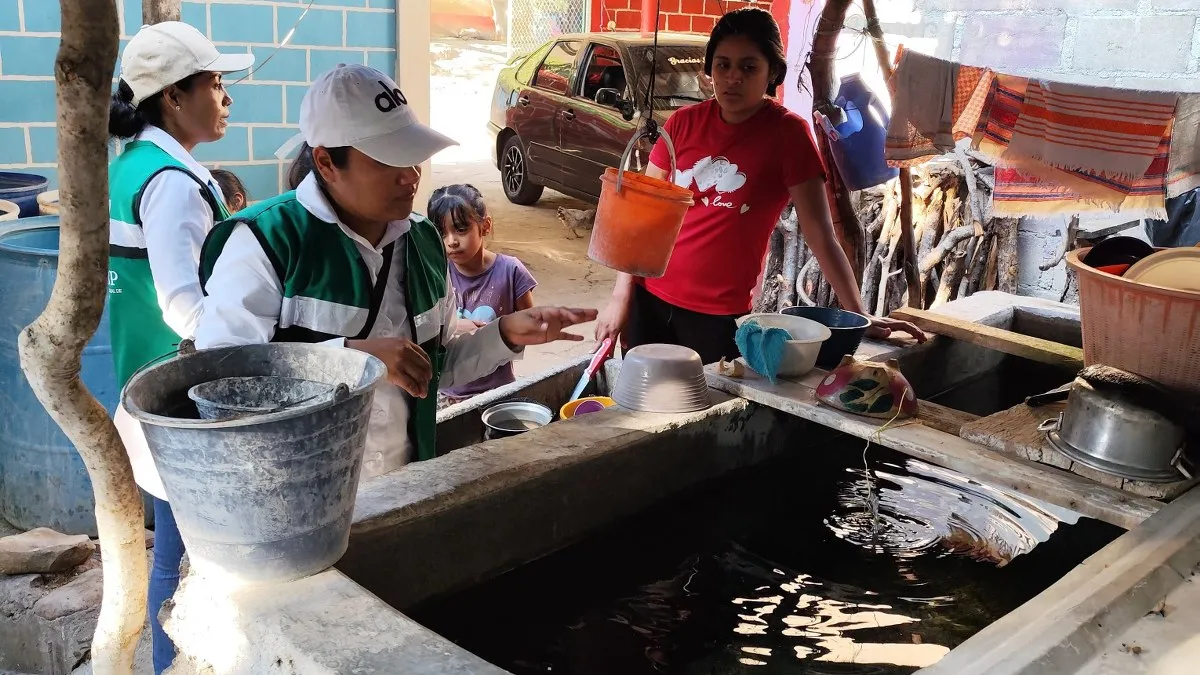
[427,39,616,377]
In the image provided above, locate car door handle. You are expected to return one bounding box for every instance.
[562,110,576,121]
[518,96,530,106]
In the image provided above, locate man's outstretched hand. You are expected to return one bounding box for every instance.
[499,307,598,348]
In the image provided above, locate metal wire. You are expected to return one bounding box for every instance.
[228,0,317,86]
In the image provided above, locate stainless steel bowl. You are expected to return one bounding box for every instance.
[1040,377,1190,483]
[482,400,554,440]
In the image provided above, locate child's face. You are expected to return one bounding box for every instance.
[441,215,490,263]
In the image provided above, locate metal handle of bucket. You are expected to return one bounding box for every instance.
[122,339,199,390]
[615,126,678,195]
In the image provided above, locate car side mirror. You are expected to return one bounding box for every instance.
[595,88,621,107]
[596,89,637,121]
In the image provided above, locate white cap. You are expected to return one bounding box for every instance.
[121,22,254,107]
[299,63,457,168]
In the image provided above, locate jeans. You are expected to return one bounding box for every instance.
[149,497,185,674]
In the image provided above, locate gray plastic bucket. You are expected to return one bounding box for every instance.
[123,342,386,584]
[188,376,337,420]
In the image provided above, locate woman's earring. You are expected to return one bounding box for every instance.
[175,105,182,110]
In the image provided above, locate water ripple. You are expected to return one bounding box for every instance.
[825,458,1080,567]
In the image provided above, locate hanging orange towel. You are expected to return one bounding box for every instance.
[976,76,1168,218]
[973,73,1028,161]
[1005,80,1177,179]
[992,135,1170,219]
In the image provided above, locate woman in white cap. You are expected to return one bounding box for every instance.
[194,64,596,473]
[104,21,253,674]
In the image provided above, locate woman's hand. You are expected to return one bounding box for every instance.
[866,316,927,343]
[594,294,631,347]
[454,317,487,335]
[346,337,433,398]
[499,307,599,348]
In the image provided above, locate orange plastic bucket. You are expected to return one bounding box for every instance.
[588,128,693,278]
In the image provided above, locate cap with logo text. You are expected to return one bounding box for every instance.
[121,22,254,107]
[299,64,457,168]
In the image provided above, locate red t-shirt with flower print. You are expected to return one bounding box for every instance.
[645,98,826,315]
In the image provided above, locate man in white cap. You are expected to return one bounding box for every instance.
[194,64,596,476]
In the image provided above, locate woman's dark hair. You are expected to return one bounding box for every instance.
[109,74,202,139]
[210,168,249,204]
[286,142,351,190]
[427,184,488,235]
[704,7,787,97]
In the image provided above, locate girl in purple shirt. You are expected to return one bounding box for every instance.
[429,184,538,402]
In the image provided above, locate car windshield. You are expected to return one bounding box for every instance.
[627,45,709,110]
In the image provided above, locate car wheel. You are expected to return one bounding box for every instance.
[501,135,544,205]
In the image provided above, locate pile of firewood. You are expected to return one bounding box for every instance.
[756,154,1018,315]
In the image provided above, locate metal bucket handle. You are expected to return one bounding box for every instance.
[1171,445,1193,480]
[1037,414,1062,434]
[615,125,678,195]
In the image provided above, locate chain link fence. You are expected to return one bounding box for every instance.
[505,0,589,57]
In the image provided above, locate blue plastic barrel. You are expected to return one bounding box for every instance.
[826,74,898,191]
[0,217,150,535]
[0,172,50,218]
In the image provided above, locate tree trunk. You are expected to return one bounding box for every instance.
[994,218,1019,294]
[810,0,855,120]
[142,0,180,23]
[778,205,799,310]
[897,168,921,307]
[18,3,145,673]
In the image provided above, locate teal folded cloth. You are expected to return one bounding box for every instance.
[734,320,792,384]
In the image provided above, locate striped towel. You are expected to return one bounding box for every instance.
[977,76,1169,218]
[973,74,1027,162]
[1005,80,1178,179]
[992,136,1170,219]
[1167,95,1200,198]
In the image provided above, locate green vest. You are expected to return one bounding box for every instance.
[199,192,450,462]
[108,141,229,390]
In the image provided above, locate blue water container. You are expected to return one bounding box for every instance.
[826,74,898,191]
[0,171,50,218]
[0,217,151,535]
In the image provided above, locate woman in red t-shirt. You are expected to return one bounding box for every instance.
[596,8,923,363]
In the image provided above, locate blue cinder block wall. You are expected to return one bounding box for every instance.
[0,0,398,198]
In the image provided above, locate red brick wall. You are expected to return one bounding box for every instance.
[592,0,775,36]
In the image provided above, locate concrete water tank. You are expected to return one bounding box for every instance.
[0,216,149,535]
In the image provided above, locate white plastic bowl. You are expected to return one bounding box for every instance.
[612,344,711,413]
[736,313,832,378]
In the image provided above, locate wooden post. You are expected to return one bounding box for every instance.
[19,3,145,673]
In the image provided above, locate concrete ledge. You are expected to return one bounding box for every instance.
[920,486,1200,675]
[164,569,506,675]
[343,394,813,609]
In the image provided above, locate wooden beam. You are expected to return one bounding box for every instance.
[706,366,1160,530]
[917,399,980,436]
[890,307,1085,371]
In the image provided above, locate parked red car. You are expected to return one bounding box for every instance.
[488,32,710,205]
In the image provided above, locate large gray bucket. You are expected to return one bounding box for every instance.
[123,342,386,584]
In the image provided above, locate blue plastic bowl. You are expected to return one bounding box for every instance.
[780,306,871,369]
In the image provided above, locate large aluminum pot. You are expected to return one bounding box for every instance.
[1040,377,1190,483]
